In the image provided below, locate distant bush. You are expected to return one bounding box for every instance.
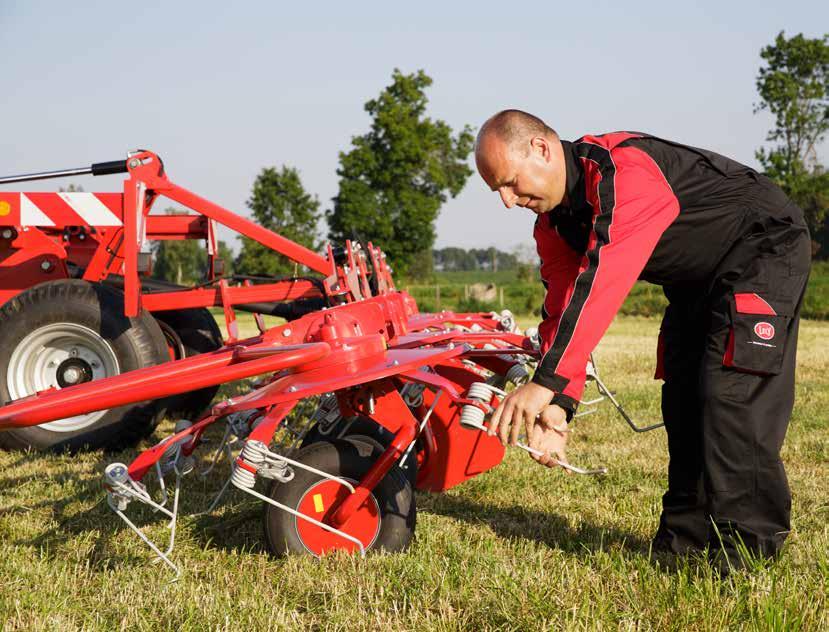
[400,263,829,320]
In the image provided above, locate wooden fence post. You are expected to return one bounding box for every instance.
[436,285,441,310]
[499,286,504,308]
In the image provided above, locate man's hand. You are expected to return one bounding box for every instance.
[487,381,554,446]
[528,405,571,470]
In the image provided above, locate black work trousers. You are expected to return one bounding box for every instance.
[654,205,811,564]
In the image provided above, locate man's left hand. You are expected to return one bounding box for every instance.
[487,381,555,446]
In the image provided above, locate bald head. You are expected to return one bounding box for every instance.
[476,110,558,159]
[475,110,566,215]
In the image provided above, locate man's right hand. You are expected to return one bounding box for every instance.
[527,404,571,471]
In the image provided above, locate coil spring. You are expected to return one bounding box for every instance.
[499,309,517,333]
[231,440,268,489]
[504,362,529,385]
[459,382,505,429]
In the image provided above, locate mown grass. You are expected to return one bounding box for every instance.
[0,314,827,630]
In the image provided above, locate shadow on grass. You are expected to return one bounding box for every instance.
[418,491,651,558]
[0,443,270,572]
[2,444,663,575]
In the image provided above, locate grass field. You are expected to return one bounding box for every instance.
[0,314,827,630]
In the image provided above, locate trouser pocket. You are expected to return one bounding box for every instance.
[723,292,789,375]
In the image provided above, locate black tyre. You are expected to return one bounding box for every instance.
[262,439,416,557]
[153,307,223,419]
[0,280,169,452]
[301,416,418,487]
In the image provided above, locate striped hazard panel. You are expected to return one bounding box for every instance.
[0,192,123,227]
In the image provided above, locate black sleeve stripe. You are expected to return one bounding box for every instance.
[537,142,616,380]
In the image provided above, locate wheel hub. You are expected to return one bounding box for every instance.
[55,357,93,387]
[295,479,380,555]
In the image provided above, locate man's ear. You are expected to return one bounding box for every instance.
[530,136,551,161]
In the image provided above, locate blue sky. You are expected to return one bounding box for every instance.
[1,1,826,253]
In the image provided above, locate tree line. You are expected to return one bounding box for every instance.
[155,31,829,286]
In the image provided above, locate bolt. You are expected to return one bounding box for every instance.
[128,158,140,168]
[282,329,291,337]
[70,348,78,357]
[40,260,52,271]
[287,386,297,393]
[64,368,80,384]
[391,359,399,367]
[1,229,11,239]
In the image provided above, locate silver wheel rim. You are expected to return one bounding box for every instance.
[7,323,120,433]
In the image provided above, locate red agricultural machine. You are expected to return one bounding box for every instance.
[0,150,650,574]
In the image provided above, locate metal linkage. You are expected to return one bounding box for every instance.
[307,393,342,437]
[459,382,607,476]
[103,420,195,577]
[572,355,663,432]
[591,372,664,433]
[230,440,366,556]
[575,356,606,418]
[197,410,263,515]
[398,389,443,468]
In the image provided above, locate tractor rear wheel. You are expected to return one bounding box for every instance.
[0,280,169,452]
[262,439,416,557]
[153,307,223,420]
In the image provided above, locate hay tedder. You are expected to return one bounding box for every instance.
[0,150,653,574]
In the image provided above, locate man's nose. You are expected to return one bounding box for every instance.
[499,188,515,208]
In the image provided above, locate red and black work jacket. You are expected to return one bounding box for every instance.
[533,132,777,414]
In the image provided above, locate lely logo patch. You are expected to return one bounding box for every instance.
[754,321,775,340]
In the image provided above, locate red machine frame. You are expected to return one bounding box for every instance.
[0,150,557,573]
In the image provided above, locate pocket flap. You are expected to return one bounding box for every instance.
[733,292,792,317]
[734,292,776,315]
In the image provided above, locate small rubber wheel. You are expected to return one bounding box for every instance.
[301,416,418,486]
[153,307,223,419]
[262,439,416,557]
[0,280,169,452]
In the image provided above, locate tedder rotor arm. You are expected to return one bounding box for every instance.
[0,341,330,429]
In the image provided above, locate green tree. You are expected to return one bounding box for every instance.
[152,208,236,284]
[755,31,829,255]
[216,240,235,277]
[328,69,475,276]
[235,166,322,276]
[152,208,207,285]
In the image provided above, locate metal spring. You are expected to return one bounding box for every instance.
[230,440,268,489]
[459,382,505,429]
[504,361,529,385]
[498,309,517,333]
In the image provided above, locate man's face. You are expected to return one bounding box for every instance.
[475,133,564,214]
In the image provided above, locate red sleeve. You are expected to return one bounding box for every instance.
[532,216,585,413]
[531,144,680,404]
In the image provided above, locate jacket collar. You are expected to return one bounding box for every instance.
[559,140,585,210]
